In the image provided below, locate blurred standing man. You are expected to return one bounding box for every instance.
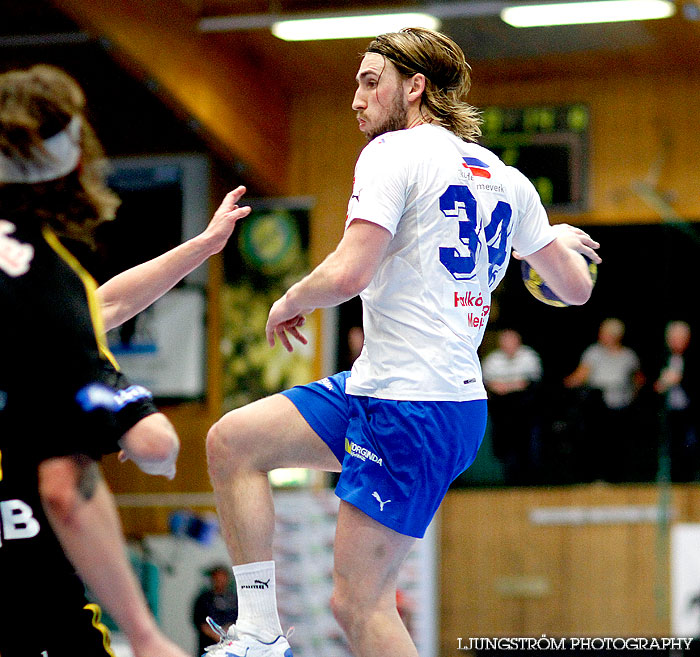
[483,329,543,484]
[193,565,238,656]
[564,318,644,412]
[564,317,645,481]
[655,321,698,481]
[205,28,600,657]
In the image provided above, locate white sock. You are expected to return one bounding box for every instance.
[233,560,284,639]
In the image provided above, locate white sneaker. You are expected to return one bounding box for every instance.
[202,617,294,657]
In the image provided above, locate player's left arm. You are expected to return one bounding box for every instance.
[266,219,392,352]
[519,224,601,306]
[117,412,180,480]
[38,456,189,657]
[97,187,251,331]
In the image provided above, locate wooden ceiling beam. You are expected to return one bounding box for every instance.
[50,0,290,193]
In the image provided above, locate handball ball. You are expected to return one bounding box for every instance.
[521,257,597,307]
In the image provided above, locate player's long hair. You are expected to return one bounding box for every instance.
[366,27,482,142]
[0,64,119,244]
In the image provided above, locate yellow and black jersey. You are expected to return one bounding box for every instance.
[0,426,118,656]
[0,217,158,655]
[0,218,158,458]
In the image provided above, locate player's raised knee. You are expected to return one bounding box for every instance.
[206,419,227,472]
[206,412,252,476]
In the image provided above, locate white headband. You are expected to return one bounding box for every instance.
[0,116,82,184]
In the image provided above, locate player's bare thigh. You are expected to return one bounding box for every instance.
[207,393,342,474]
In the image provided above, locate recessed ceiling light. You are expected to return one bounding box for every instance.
[501,0,676,27]
[271,12,441,41]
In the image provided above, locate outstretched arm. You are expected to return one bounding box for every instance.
[518,224,601,307]
[39,456,190,657]
[266,219,392,352]
[98,186,251,331]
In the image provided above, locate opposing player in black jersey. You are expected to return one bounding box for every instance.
[0,65,250,656]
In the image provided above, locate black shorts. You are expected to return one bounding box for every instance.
[1,595,116,657]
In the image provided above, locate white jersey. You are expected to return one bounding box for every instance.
[344,124,556,401]
[482,345,543,386]
[581,344,641,409]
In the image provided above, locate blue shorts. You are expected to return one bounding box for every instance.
[281,372,487,538]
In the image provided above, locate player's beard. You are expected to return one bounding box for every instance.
[364,88,408,142]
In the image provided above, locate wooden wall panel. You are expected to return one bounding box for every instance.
[439,484,700,655]
[286,89,366,377]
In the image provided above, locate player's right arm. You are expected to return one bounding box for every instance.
[266,218,392,352]
[267,136,406,351]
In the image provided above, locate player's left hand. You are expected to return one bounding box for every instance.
[553,223,601,263]
[513,223,601,264]
[201,186,252,255]
[266,296,309,352]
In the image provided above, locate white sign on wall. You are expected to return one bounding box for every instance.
[108,287,206,399]
[671,523,700,637]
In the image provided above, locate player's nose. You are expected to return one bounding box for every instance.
[352,88,366,111]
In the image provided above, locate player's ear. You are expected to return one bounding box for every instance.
[406,73,426,102]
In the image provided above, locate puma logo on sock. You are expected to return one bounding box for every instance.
[241,578,271,589]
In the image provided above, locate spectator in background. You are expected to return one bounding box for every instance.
[483,329,543,484]
[654,321,698,481]
[193,565,238,656]
[564,318,645,482]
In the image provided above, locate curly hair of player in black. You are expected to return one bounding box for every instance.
[0,64,119,245]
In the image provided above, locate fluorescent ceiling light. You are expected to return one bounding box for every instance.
[271,12,441,41]
[501,0,675,26]
[199,4,506,34]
